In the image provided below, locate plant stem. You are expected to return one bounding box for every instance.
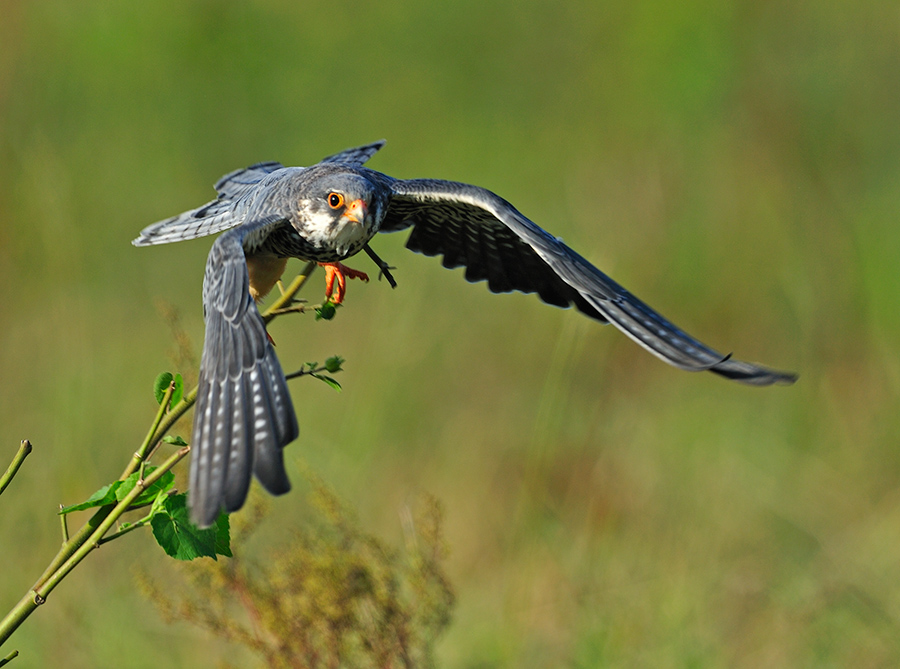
[41,449,187,595]
[30,388,197,594]
[262,262,316,325]
[285,364,333,381]
[0,441,32,498]
[59,506,68,543]
[140,383,176,454]
[120,385,198,481]
[97,517,151,545]
[0,448,189,647]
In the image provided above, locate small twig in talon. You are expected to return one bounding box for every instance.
[262,262,317,325]
[266,304,313,317]
[364,244,398,288]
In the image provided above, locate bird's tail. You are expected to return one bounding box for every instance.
[189,341,299,528]
[188,229,300,528]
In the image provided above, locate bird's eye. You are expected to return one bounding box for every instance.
[327,192,344,209]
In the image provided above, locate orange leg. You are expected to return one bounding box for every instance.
[319,262,369,304]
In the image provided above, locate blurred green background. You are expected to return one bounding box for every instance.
[1,0,898,666]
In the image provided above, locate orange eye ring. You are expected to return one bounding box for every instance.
[327,192,344,209]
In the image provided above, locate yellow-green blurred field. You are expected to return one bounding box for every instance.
[1,1,898,666]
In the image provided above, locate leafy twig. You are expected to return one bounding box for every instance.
[0,449,190,647]
[285,357,345,391]
[39,449,189,596]
[0,263,335,652]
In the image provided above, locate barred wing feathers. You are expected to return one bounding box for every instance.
[132,162,285,247]
[382,179,796,386]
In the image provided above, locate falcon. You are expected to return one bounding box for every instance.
[134,140,797,526]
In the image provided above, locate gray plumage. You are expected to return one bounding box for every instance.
[135,140,796,526]
[191,218,298,522]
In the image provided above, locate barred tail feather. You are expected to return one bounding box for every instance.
[188,227,299,528]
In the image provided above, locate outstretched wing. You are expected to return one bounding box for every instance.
[132,162,285,247]
[380,179,796,386]
[320,140,386,166]
[191,218,299,527]
[133,141,386,247]
[214,161,285,199]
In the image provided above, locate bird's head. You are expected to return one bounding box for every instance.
[296,172,377,256]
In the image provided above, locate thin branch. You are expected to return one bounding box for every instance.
[41,447,188,595]
[121,386,199,482]
[29,383,192,601]
[262,262,317,325]
[58,506,68,543]
[0,448,190,647]
[97,518,151,546]
[264,303,318,318]
[285,364,333,381]
[125,382,175,479]
[0,441,32,498]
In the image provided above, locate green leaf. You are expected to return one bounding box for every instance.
[324,356,344,373]
[154,372,174,404]
[59,464,179,515]
[214,513,233,558]
[162,435,188,446]
[150,486,170,516]
[59,482,122,514]
[60,469,177,515]
[115,468,176,507]
[310,373,342,392]
[150,493,231,560]
[315,302,337,321]
[171,373,184,406]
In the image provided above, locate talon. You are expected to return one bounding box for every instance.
[363,244,398,289]
[318,262,369,304]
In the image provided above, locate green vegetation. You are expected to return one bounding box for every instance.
[1,0,898,666]
[137,471,453,668]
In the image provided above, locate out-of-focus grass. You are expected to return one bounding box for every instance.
[0,0,898,666]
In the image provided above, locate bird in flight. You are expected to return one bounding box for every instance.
[134,140,796,526]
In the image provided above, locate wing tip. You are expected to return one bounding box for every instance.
[709,359,799,386]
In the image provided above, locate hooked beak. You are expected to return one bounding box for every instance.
[342,198,368,225]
